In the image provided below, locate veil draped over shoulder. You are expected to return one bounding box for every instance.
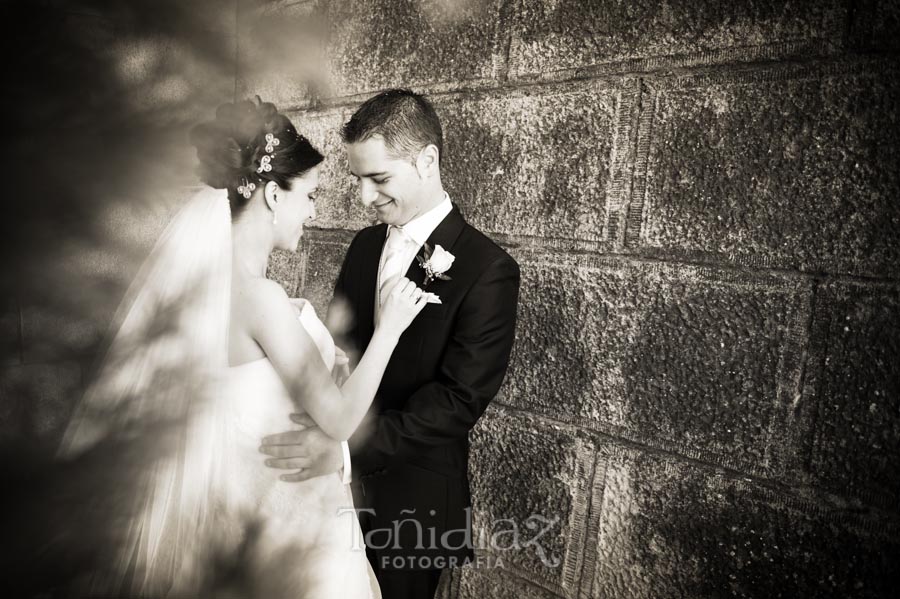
[58,187,234,596]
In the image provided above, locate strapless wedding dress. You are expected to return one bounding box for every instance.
[218,302,380,599]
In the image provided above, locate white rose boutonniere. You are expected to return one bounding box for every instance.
[417,243,455,288]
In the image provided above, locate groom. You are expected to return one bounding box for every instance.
[263,89,520,599]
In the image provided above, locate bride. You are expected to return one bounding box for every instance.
[58,99,427,597]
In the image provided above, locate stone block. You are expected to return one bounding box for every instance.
[591,450,900,598]
[509,0,844,78]
[298,230,355,316]
[267,248,305,298]
[851,0,900,52]
[631,64,900,277]
[502,253,809,475]
[468,406,596,597]
[439,81,618,241]
[322,0,508,97]
[804,281,900,508]
[289,107,376,231]
[453,563,564,599]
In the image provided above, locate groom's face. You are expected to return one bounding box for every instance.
[346,135,425,226]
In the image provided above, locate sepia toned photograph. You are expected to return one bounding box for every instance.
[1,1,898,598]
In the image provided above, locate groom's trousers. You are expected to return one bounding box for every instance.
[359,510,443,599]
[371,556,442,599]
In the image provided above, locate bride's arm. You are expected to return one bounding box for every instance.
[249,278,421,441]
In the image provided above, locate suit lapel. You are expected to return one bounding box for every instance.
[382,205,467,394]
[357,224,388,349]
[361,205,465,351]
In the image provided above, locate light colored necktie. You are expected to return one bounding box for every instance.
[378,226,413,308]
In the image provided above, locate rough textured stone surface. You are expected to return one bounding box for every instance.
[439,82,617,241]
[451,564,564,599]
[11,4,897,598]
[269,229,356,307]
[634,66,900,277]
[502,253,810,475]
[509,0,844,77]
[297,230,354,316]
[267,248,304,298]
[323,0,508,97]
[592,450,900,599]
[288,107,375,231]
[852,0,900,52]
[469,406,595,596]
[0,362,82,442]
[805,282,900,508]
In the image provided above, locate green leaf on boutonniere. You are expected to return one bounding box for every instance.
[436,273,452,281]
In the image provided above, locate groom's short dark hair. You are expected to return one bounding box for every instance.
[341,89,443,165]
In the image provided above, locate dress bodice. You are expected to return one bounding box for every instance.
[223,300,335,441]
[216,301,378,598]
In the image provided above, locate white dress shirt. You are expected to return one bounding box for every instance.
[374,192,453,322]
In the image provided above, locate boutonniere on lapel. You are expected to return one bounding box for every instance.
[417,243,455,288]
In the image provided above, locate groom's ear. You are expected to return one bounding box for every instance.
[415,144,440,179]
[263,180,279,212]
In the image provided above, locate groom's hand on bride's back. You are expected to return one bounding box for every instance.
[259,413,343,483]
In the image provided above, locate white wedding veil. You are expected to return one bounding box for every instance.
[58,186,233,596]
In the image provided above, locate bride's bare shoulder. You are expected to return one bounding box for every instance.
[231,276,291,321]
[228,276,295,363]
[236,276,290,308]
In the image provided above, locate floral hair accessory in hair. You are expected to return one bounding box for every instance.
[237,177,256,199]
[256,132,280,174]
[264,133,280,153]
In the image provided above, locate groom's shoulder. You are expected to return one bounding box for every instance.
[458,221,519,274]
[348,223,387,250]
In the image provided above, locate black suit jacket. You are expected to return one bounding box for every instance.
[330,204,520,568]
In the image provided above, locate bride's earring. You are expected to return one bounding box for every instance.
[273,211,278,225]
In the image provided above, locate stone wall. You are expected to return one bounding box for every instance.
[2,1,897,597]
[257,1,900,597]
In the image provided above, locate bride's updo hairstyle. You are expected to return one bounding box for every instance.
[190,98,324,218]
